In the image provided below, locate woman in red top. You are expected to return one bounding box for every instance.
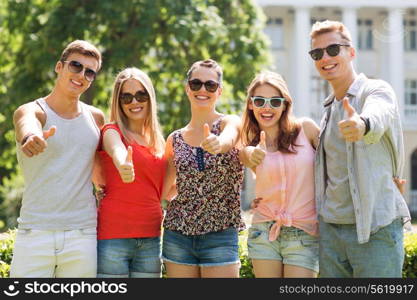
[96,67,166,278]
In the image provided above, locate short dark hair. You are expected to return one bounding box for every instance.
[186,59,223,83]
[59,40,102,71]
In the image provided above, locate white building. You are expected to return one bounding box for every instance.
[252,0,417,213]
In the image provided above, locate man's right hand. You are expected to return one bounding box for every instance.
[248,131,267,167]
[21,126,56,157]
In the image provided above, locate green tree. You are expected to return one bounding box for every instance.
[0,0,271,230]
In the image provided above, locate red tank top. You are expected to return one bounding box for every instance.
[97,123,166,239]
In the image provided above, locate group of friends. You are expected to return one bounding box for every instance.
[10,20,410,278]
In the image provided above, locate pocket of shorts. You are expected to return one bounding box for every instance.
[79,227,97,236]
[17,228,32,236]
[248,229,263,241]
[300,234,319,247]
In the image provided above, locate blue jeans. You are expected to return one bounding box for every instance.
[319,217,404,277]
[162,227,240,267]
[97,237,161,278]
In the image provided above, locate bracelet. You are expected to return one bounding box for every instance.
[21,133,34,146]
[360,116,370,135]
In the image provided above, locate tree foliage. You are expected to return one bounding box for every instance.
[0,0,271,229]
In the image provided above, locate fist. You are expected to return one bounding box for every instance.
[200,123,221,154]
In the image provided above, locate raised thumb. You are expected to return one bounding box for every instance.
[43,126,56,140]
[258,131,267,150]
[203,123,210,138]
[342,97,355,118]
[126,146,133,164]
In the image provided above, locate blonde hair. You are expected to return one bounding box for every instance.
[109,67,165,157]
[59,40,102,70]
[310,20,352,44]
[241,71,300,153]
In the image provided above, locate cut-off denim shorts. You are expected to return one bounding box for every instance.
[247,221,319,273]
[97,237,161,278]
[162,227,240,267]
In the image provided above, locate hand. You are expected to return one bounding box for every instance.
[249,131,267,167]
[118,146,135,183]
[338,97,366,142]
[250,197,263,209]
[393,177,406,195]
[201,123,221,154]
[95,184,106,202]
[21,126,56,157]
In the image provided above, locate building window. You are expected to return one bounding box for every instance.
[412,150,417,190]
[265,17,283,49]
[358,19,373,50]
[404,18,417,51]
[405,79,417,118]
[310,76,331,122]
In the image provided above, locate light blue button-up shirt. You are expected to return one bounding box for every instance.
[315,73,411,244]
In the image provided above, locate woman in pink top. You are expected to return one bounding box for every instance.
[240,71,320,278]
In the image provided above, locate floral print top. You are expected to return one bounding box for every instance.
[163,116,245,236]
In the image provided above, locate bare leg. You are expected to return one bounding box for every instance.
[164,261,200,278]
[200,263,240,278]
[284,264,317,278]
[251,259,283,278]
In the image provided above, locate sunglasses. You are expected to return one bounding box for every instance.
[119,90,150,105]
[251,96,285,108]
[308,43,350,61]
[63,60,97,82]
[188,79,220,93]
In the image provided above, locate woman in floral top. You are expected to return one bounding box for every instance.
[161,59,245,278]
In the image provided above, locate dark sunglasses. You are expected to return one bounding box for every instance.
[308,43,350,61]
[119,90,150,105]
[251,96,285,108]
[63,60,97,82]
[188,79,220,93]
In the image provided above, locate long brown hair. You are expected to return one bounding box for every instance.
[241,71,300,153]
[109,67,165,157]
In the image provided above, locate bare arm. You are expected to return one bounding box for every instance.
[218,114,241,153]
[103,129,134,183]
[161,133,177,201]
[301,117,320,150]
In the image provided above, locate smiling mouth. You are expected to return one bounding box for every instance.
[322,64,337,71]
[260,113,274,120]
[195,95,210,101]
[71,79,83,87]
[129,107,143,113]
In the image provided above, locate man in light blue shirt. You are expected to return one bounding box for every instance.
[309,20,410,277]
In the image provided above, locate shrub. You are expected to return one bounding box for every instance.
[239,229,254,278]
[403,232,417,278]
[0,229,15,278]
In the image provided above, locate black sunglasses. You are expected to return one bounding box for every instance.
[188,79,220,93]
[63,60,97,82]
[309,43,350,61]
[119,90,150,105]
[251,96,285,108]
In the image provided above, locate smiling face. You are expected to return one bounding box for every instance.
[249,83,285,131]
[311,31,355,83]
[55,52,99,98]
[186,66,222,108]
[119,79,149,123]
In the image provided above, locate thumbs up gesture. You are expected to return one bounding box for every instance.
[200,123,221,154]
[21,126,57,157]
[338,97,366,142]
[248,131,267,167]
[117,146,135,183]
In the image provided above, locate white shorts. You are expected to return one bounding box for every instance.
[10,228,97,278]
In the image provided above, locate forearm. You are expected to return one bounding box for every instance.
[13,106,43,143]
[239,146,255,169]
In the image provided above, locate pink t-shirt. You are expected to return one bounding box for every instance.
[252,128,317,241]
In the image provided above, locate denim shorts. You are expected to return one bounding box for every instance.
[319,217,404,277]
[247,222,319,273]
[162,227,240,267]
[97,237,161,278]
